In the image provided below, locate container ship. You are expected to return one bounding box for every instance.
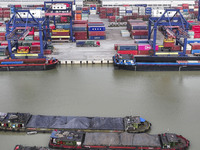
[48,130,190,150]
[0,57,58,71]
[0,112,151,133]
[113,54,200,71]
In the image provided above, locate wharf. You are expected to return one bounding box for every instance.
[49,14,160,65]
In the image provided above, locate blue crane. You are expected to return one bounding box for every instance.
[148,9,189,56]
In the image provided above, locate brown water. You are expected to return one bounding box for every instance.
[0,65,199,150]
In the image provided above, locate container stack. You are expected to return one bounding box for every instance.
[145,7,152,15]
[51,29,70,41]
[0,24,6,42]
[192,25,200,39]
[90,5,96,15]
[114,44,138,55]
[119,7,126,17]
[75,10,82,20]
[99,7,107,19]
[0,46,8,56]
[106,8,113,18]
[127,19,148,39]
[190,43,200,54]
[88,22,106,40]
[82,7,89,20]
[73,21,88,40]
[126,7,132,16]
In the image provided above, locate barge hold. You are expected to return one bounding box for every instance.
[0,112,151,133]
[49,130,190,150]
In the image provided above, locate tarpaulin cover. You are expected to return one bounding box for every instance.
[26,115,124,130]
[84,132,161,147]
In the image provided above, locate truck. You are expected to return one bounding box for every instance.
[76,40,100,47]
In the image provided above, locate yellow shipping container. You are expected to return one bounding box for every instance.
[52,29,69,33]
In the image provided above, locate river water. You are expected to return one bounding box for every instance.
[0,65,199,150]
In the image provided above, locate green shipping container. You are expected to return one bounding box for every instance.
[25,36,33,41]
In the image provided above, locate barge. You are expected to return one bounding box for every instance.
[0,112,151,133]
[113,54,200,71]
[14,145,50,150]
[0,57,58,71]
[49,130,190,150]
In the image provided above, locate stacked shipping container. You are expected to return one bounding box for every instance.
[127,19,148,39]
[73,21,88,40]
[88,22,106,40]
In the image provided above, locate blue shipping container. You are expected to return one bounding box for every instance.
[56,24,71,29]
[1,61,24,65]
[134,39,149,44]
[187,39,200,44]
[82,10,89,13]
[88,23,104,26]
[90,7,96,10]
[88,26,106,31]
[145,7,152,10]
[118,45,137,50]
[89,36,106,40]
[141,35,148,39]
[107,13,113,16]
[132,26,148,30]
[126,10,132,13]
[73,27,87,31]
[183,9,188,12]
[189,9,194,12]
[192,50,200,54]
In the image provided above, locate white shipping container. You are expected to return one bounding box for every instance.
[189,6,194,9]
[126,7,132,10]
[90,10,97,14]
[194,8,198,11]
[34,32,39,36]
[125,13,132,16]
[52,4,67,10]
[119,7,125,11]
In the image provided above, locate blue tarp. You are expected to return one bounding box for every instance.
[140,117,146,123]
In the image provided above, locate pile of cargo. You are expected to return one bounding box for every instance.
[88,22,106,40]
[0,7,10,21]
[127,19,148,39]
[73,20,88,40]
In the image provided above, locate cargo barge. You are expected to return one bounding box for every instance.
[113,54,200,71]
[48,130,189,150]
[0,112,151,133]
[0,58,58,71]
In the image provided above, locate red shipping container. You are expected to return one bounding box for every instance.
[131,30,148,36]
[171,45,181,51]
[0,32,5,36]
[52,32,69,36]
[194,33,200,38]
[75,10,82,14]
[164,42,174,47]
[30,45,40,51]
[2,8,10,11]
[14,5,21,8]
[18,46,29,50]
[60,16,68,23]
[190,43,200,49]
[44,49,52,55]
[88,31,105,36]
[50,25,56,30]
[73,31,87,36]
[1,41,8,46]
[31,42,40,45]
[73,20,88,24]
[138,50,150,55]
[34,36,40,41]
[192,25,200,31]
[82,7,89,11]
[90,5,96,7]
[75,35,87,40]
[3,14,10,18]
[30,51,40,54]
[117,50,138,55]
[3,10,10,15]
[0,36,5,41]
[186,50,191,54]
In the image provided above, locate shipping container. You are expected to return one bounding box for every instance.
[138,44,159,51]
[88,26,105,31]
[117,50,138,55]
[88,36,106,40]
